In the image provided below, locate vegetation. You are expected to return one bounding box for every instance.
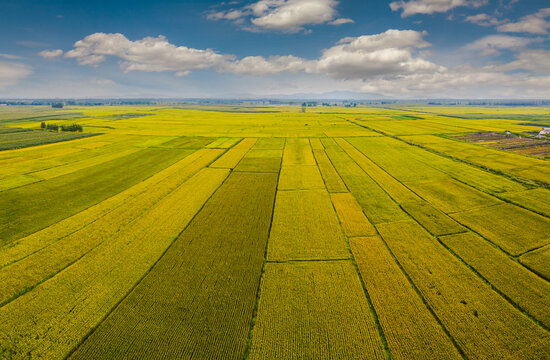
[70,171,277,360]
[0,126,95,151]
[0,104,549,359]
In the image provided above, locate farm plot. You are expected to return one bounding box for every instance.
[248,261,386,360]
[310,145,348,192]
[161,136,218,148]
[330,193,377,237]
[440,232,550,328]
[0,148,219,267]
[404,179,501,214]
[0,128,97,151]
[350,236,463,360]
[347,135,527,195]
[1,105,549,360]
[403,134,550,185]
[0,147,191,244]
[0,168,229,359]
[282,138,316,166]
[210,137,256,168]
[69,171,278,360]
[333,138,465,235]
[449,203,550,256]
[0,149,223,305]
[324,144,408,224]
[278,138,324,190]
[376,220,550,359]
[499,188,550,217]
[234,139,284,173]
[519,245,550,281]
[267,189,349,261]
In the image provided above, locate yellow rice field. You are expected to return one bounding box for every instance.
[0,104,549,359]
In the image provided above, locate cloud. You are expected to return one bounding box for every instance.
[207,0,352,32]
[358,65,548,98]
[390,0,488,17]
[65,30,438,82]
[222,55,314,75]
[464,13,503,26]
[207,9,247,21]
[497,8,550,34]
[330,18,354,25]
[0,60,32,89]
[64,33,233,70]
[38,49,64,59]
[494,49,550,73]
[0,54,23,60]
[316,30,440,79]
[91,78,116,86]
[62,30,550,98]
[463,35,543,56]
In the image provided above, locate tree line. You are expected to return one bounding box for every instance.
[41,122,83,132]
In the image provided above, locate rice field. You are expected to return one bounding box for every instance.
[0,104,549,359]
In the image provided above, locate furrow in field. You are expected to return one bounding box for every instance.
[69,171,278,360]
[440,232,550,328]
[350,236,463,360]
[0,168,229,360]
[377,220,550,359]
[0,149,224,305]
[248,261,387,360]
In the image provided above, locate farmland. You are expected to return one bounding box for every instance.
[0,104,549,359]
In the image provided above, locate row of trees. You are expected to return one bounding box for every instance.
[41,122,83,132]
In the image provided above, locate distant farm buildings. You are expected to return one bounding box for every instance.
[538,128,550,137]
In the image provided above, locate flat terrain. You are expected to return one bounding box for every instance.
[0,105,549,359]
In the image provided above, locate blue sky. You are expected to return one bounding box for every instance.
[0,0,549,98]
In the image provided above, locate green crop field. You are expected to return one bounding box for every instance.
[0,104,549,359]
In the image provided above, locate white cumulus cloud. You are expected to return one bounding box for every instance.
[390,0,488,17]
[38,49,64,59]
[464,13,503,27]
[207,0,352,32]
[223,55,314,75]
[497,8,550,34]
[64,33,233,71]
[495,49,550,73]
[464,35,543,56]
[61,29,550,98]
[315,30,440,79]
